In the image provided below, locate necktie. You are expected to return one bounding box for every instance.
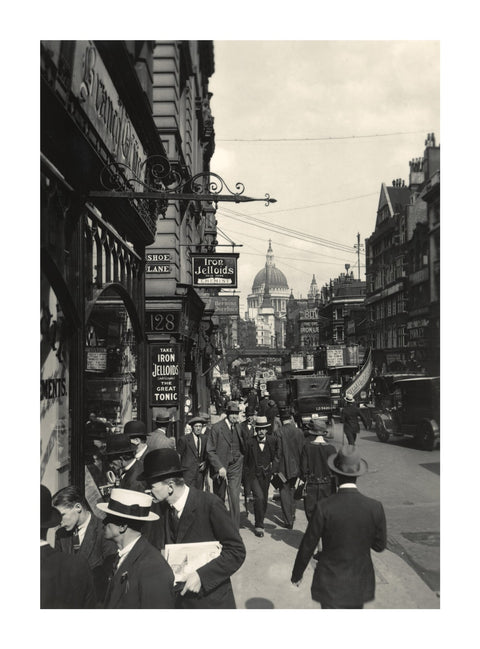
[169,506,179,541]
[72,525,81,553]
[111,552,120,576]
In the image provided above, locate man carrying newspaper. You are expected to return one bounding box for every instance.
[139,448,246,609]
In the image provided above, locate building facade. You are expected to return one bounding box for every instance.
[365,133,440,373]
[41,40,220,499]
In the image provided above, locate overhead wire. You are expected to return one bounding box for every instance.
[216,129,427,142]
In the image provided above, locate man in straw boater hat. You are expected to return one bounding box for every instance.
[139,448,246,608]
[97,488,175,608]
[40,484,96,608]
[291,445,387,609]
[177,414,209,490]
[243,416,277,538]
[341,392,370,445]
[207,400,245,529]
[299,419,337,522]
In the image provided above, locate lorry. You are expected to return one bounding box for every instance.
[266,375,333,429]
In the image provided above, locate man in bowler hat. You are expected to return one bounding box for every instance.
[243,416,276,537]
[299,419,337,521]
[291,445,387,608]
[207,400,245,528]
[140,448,246,608]
[41,484,96,608]
[177,415,209,490]
[97,488,175,608]
[274,408,305,529]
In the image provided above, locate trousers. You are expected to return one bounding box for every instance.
[279,477,297,526]
[212,456,243,529]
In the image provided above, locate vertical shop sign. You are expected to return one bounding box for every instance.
[150,344,180,406]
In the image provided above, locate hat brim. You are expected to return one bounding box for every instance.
[309,429,328,436]
[96,502,159,521]
[137,468,185,482]
[189,418,206,425]
[41,509,62,529]
[327,453,368,476]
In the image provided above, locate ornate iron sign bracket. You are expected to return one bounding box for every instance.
[89,155,276,218]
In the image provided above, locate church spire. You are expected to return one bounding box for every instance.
[266,239,275,267]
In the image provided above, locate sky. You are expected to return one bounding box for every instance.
[208,41,440,316]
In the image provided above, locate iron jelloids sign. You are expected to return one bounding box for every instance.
[150,344,180,406]
[191,253,239,288]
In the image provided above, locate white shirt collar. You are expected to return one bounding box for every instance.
[76,512,91,539]
[171,486,190,518]
[117,536,141,568]
[40,540,49,547]
[124,457,137,472]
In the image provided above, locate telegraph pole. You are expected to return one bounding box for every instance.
[354,232,364,280]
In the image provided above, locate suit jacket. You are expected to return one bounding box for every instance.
[146,428,176,451]
[55,512,117,603]
[275,422,305,479]
[244,436,277,481]
[238,420,255,446]
[292,488,387,607]
[158,487,246,608]
[120,458,147,492]
[41,544,96,608]
[207,418,245,477]
[341,404,368,434]
[177,432,208,487]
[104,535,175,609]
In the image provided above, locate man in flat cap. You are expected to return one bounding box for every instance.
[97,488,175,608]
[291,445,387,609]
[140,448,246,608]
[207,400,245,528]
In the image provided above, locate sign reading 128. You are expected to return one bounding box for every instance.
[146,311,179,333]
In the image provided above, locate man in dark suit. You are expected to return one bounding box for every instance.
[41,485,96,608]
[238,407,256,513]
[291,445,387,608]
[97,488,175,608]
[52,485,117,603]
[140,448,246,609]
[274,408,305,529]
[243,416,276,537]
[177,415,209,489]
[207,400,245,529]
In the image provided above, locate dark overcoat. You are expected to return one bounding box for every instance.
[207,418,245,478]
[55,512,116,602]
[292,488,387,607]
[103,535,175,609]
[275,422,305,479]
[41,544,96,608]
[158,487,246,608]
[177,431,209,488]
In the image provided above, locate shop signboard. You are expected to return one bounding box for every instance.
[291,354,304,370]
[70,42,147,187]
[209,295,240,316]
[191,253,238,288]
[86,347,108,372]
[326,346,345,367]
[150,344,180,406]
[145,251,172,274]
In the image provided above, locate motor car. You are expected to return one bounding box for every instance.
[374,376,440,450]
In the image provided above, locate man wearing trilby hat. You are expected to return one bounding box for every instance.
[291,445,386,609]
[177,414,209,490]
[139,448,246,608]
[147,408,176,451]
[97,488,175,608]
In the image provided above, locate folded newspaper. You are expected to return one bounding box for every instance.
[164,541,222,583]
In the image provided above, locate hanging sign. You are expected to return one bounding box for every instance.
[150,344,180,406]
[191,253,238,288]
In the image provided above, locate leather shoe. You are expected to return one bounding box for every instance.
[254,528,264,538]
[278,520,293,529]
